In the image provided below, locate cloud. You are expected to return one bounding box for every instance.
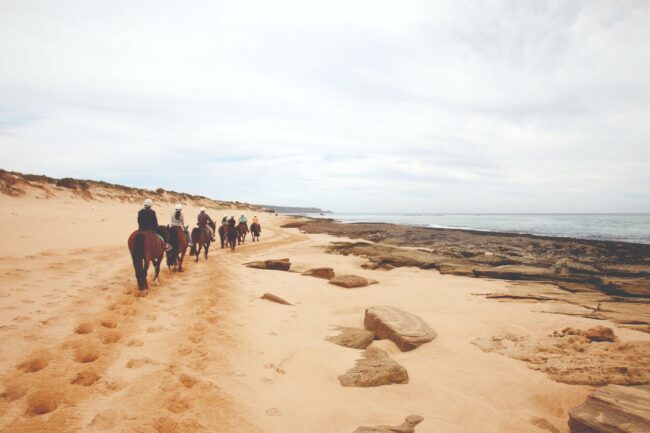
[0,0,649,212]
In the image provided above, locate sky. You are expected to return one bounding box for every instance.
[1,0,649,212]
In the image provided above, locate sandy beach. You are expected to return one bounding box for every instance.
[1,175,649,433]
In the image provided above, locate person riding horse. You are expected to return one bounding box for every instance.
[171,204,192,247]
[138,199,171,251]
[197,207,216,241]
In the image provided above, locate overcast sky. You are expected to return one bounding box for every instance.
[1,0,649,212]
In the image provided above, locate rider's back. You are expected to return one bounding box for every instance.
[138,208,158,231]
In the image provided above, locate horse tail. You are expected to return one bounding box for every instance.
[167,228,178,267]
[132,233,146,289]
[190,228,199,256]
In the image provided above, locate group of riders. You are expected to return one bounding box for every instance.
[137,198,260,250]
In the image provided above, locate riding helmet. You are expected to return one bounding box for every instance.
[144,198,153,207]
[175,204,182,210]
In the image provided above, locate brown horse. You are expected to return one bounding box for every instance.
[250,222,261,242]
[191,221,214,261]
[127,229,165,295]
[160,225,189,272]
[218,224,228,248]
[237,222,249,245]
[226,224,238,250]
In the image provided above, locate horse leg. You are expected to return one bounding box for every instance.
[153,259,161,286]
[195,243,201,262]
[204,242,209,259]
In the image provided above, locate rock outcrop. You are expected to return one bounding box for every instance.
[364,306,436,352]
[329,275,375,288]
[260,293,293,306]
[327,327,375,349]
[353,415,424,433]
[338,347,409,387]
[302,267,335,279]
[474,327,650,386]
[245,258,291,271]
[568,385,650,433]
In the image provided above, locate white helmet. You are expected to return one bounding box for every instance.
[175,204,182,210]
[144,198,153,207]
[200,207,206,212]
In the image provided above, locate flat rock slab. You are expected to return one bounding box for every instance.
[302,267,335,279]
[338,347,408,387]
[353,415,424,433]
[329,275,376,288]
[569,385,650,433]
[245,258,291,271]
[260,293,293,306]
[327,327,374,349]
[364,306,436,352]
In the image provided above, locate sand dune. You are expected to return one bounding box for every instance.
[1,184,648,432]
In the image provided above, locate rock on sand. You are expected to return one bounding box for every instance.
[329,275,377,288]
[353,415,424,433]
[245,258,291,271]
[568,385,650,433]
[338,347,409,387]
[260,293,293,306]
[326,327,374,349]
[302,267,335,279]
[364,306,436,352]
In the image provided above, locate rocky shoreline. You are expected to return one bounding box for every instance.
[283,217,650,333]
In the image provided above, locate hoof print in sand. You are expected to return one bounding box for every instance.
[245,258,291,271]
[364,306,436,352]
[353,415,424,433]
[569,385,650,433]
[338,347,408,387]
[329,275,376,288]
[71,369,101,386]
[260,293,293,306]
[327,326,374,349]
[302,267,335,279]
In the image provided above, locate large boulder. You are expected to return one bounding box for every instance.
[245,258,291,271]
[338,347,409,387]
[302,267,335,279]
[569,385,650,433]
[353,415,424,433]
[364,306,436,352]
[329,275,375,288]
[327,327,374,349]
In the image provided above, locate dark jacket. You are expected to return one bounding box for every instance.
[138,208,158,231]
[197,212,214,227]
[228,217,236,227]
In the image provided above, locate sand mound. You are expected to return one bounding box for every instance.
[474,327,650,385]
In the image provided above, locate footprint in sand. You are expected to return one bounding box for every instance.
[99,318,118,328]
[165,392,191,414]
[146,325,164,333]
[71,369,101,386]
[263,363,286,375]
[178,346,192,356]
[74,345,100,363]
[178,373,197,389]
[0,381,28,401]
[127,338,144,347]
[17,350,51,373]
[126,358,159,368]
[25,389,61,416]
[75,322,94,334]
[266,408,282,416]
[100,330,122,344]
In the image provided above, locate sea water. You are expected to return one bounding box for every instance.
[303,213,650,244]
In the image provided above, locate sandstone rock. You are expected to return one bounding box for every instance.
[338,347,408,387]
[364,306,436,352]
[302,267,335,279]
[245,258,291,271]
[327,327,374,349]
[260,293,293,306]
[329,275,372,288]
[568,385,650,433]
[353,415,424,433]
[558,326,618,343]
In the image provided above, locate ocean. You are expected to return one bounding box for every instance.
[303,213,650,244]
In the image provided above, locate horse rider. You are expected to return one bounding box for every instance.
[171,204,192,247]
[239,214,248,226]
[138,199,171,251]
[228,216,236,227]
[197,207,216,241]
[252,215,259,224]
[222,216,228,226]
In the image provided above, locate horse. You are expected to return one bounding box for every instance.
[237,222,249,245]
[160,225,189,272]
[190,221,214,262]
[226,224,238,250]
[218,224,228,248]
[127,228,165,296]
[250,222,261,242]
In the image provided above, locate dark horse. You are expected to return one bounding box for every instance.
[226,224,238,250]
[237,222,249,245]
[190,221,214,262]
[250,222,261,242]
[127,228,165,296]
[160,225,189,272]
[218,224,231,248]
